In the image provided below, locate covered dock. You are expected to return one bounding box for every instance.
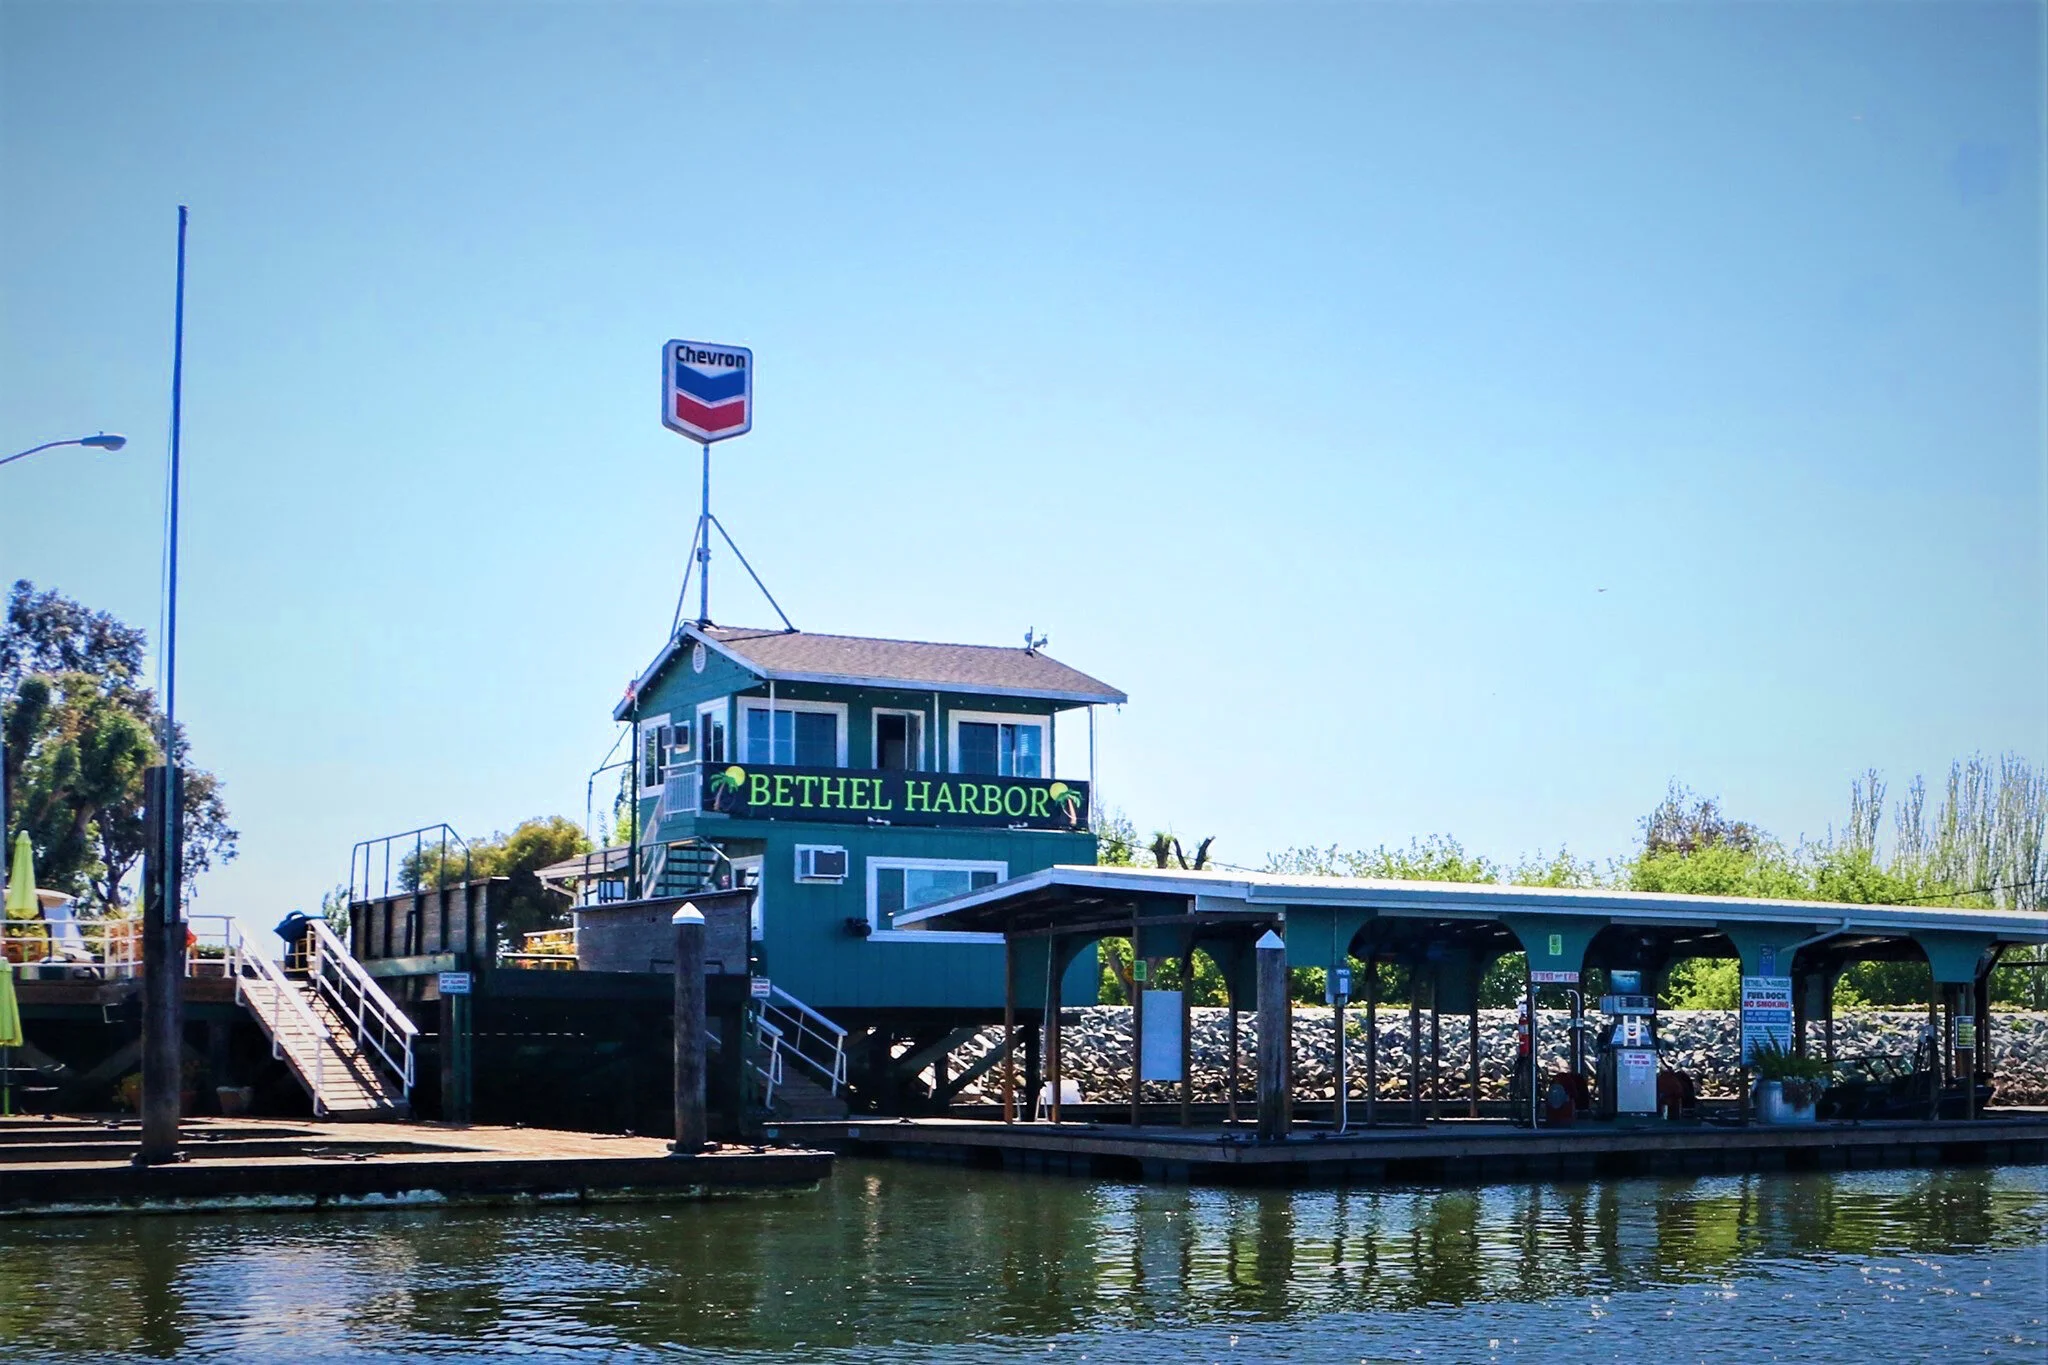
[887,866,2048,1163]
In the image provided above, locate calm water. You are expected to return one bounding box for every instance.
[0,1162,2042,1362]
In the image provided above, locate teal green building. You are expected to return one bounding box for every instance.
[613,624,1123,1024]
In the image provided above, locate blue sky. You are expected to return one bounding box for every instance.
[2,2,2042,925]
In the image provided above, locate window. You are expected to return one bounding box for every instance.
[639,715,671,790]
[698,702,727,765]
[873,709,925,771]
[950,711,1046,777]
[742,702,845,767]
[867,857,1005,941]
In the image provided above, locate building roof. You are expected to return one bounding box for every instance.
[896,864,2048,944]
[615,624,1127,718]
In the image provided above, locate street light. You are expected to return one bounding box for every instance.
[0,432,129,846]
[0,433,129,468]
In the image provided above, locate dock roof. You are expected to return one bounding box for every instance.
[897,864,2048,944]
[616,624,1127,718]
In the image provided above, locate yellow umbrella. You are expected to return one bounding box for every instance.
[2,834,31,1115]
[3,832,34,918]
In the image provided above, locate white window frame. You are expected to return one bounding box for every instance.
[865,856,1006,943]
[739,698,850,768]
[638,713,671,794]
[946,710,1049,778]
[870,707,928,772]
[697,699,730,767]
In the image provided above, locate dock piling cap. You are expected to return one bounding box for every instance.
[1256,930,1284,951]
[672,903,705,925]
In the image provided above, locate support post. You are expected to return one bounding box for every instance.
[1428,970,1441,1123]
[1407,971,1422,1127]
[438,986,473,1124]
[1129,931,1143,1128]
[1046,934,1063,1124]
[1525,973,1538,1129]
[1468,998,1480,1119]
[1179,948,1193,1127]
[1023,1021,1042,1118]
[1226,966,1240,1127]
[1255,930,1289,1141]
[1333,975,1348,1134]
[1364,952,1378,1127]
[1002,935,1017,1123]
[138,764,183,1166]
[671,904,707,1152]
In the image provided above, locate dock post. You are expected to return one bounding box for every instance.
[1428,970,1442,1123]
[1129,924,1144,1128]
[138,765,184,1166]
[439,986,473,1124]
[671,904,707,1153]
[1333,970,1348,1134]
[1364,951,1378,1128]
[1256,930,1288,1141]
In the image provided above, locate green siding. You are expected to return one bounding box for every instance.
[619,639,1100,1014]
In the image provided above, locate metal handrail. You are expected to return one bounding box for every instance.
[233,936,330,1116]
[762,983,848,1093]
[347,823,472,904]
[1,912,238,979]
[301,917,419,1094]
[754,1015,787,1108]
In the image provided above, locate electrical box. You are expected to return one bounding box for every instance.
[793,845,848,883]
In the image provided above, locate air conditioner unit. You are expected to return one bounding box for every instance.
[794,845,848,883]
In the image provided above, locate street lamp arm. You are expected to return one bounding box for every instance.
[1,433,128,468]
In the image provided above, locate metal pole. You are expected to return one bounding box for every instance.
[697,441,711,624]
[1468,998,1480,1119]
[1179,946,1193,1127]
[1428,971,1441,1123]
[1334,980,1348,1134]
[1407,970,1422,1126]
[1525,973,1539,1129]
[1226,963,1240,1127]
[671,904,707,1151]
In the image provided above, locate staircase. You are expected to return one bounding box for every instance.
[232,921,416,1121]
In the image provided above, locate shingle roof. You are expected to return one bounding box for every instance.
[615,625,1126,718]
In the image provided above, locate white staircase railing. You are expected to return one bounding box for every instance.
[232,935,331,1116]
[298,918,419,1098]
[761,983,848,1095]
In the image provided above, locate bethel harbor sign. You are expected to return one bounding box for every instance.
[701,763,1089,830]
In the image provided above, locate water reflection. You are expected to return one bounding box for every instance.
[0,1164,2041,1360]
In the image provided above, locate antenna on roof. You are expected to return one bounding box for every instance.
[1024,627,1047,654]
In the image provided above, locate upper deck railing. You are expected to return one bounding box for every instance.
[2,911,238,978]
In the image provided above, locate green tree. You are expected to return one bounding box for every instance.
[402,816,593,950]
[2,583,237,907]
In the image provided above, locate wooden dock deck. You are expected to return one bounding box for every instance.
[0,1116,831,1217]
[773,1112,2048,1184]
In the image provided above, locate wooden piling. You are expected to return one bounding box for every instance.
[671,904,707,1152]
[1256,931,1288,1141]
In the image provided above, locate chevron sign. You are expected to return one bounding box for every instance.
[662,339,753,443]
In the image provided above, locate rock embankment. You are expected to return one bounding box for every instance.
[939,1007,2048,1105]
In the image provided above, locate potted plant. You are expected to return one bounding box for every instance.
[1750,1038,1828,1124]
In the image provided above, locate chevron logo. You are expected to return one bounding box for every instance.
[662,339,753,443]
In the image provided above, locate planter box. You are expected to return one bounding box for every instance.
[1755,1079,1817,1125]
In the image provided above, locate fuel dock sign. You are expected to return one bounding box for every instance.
[702,763,1089,830]
[663,339,752,443]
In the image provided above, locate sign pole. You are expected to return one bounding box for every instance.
[697,439,711,626]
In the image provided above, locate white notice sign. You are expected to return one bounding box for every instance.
[1140,990,1185,1082]
[438,971,472,995]
[1740,976,1793,1064]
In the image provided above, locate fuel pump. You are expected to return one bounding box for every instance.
[1595,969,1661,1117]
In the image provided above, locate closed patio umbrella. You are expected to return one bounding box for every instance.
[2,834,36,1114]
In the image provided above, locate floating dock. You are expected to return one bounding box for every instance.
[776,1113,2048,1184]
[0,1116,831,1217]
